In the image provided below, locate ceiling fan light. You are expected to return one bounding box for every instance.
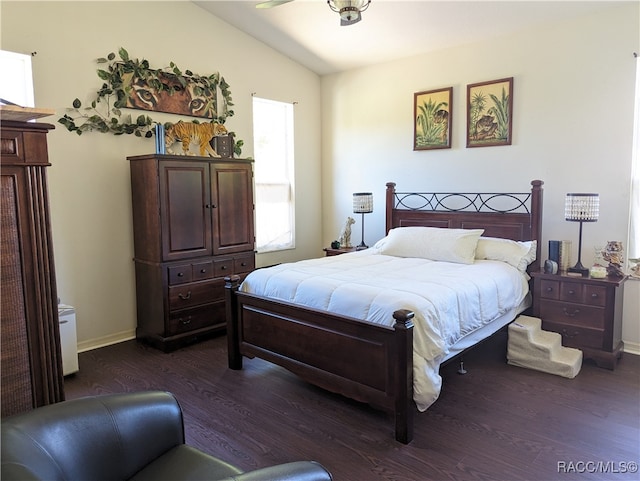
[327,0,370,26]
[340,7,361,25]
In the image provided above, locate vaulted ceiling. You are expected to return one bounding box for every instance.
[195,1,623,75]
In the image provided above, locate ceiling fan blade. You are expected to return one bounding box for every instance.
[255,0,294,8]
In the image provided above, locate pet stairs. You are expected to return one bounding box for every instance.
[507,315,582,379]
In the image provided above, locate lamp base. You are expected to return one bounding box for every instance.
[356,242,368,250]
[567,262,589,277]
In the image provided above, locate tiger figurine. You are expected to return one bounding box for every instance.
[165,121,228,157]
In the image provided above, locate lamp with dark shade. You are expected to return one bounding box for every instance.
[565,193,599,277]
[353,192,373,250]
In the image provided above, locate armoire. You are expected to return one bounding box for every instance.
[1,120,65,417]
[128,154,255,352]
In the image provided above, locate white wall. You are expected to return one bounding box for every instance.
[2,2,638,353]
[1,1,322,350]
[321,4,640,352]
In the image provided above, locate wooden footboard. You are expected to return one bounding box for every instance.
[225,275,416,444]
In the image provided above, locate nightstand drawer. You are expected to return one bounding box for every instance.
[539,300,605,329]
[168,279,225,310]
[542,320,603,350]
[583,285,607,307]
[539,279,560,300]
[559,281,607,306]
[540,279,608,307]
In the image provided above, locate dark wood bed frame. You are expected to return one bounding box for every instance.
[225,180,543,444]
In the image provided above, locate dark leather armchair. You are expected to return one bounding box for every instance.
[1,391,332,481]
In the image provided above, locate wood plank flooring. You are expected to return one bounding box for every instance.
[65,332,640,481]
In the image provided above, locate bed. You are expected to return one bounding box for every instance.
[225,180,543,444]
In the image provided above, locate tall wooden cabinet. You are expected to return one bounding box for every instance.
[129,154,255,351]
[1,120,64,417]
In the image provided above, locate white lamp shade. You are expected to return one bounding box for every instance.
[565,193,599,222]
[353,192,373,214]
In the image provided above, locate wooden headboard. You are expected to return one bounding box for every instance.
[385,180,544,273]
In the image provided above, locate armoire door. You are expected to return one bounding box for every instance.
[159,161,212,261]
[210,163,254,255]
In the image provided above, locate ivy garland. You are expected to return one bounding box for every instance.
[58,47,243,156]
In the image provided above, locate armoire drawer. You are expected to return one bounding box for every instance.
[168,261,216,285]
[213,258,233,277]
[234,252,255,274]
[168,264,193,285]
[213,252,255,277]
[192,260,214,281]
[168,278,225,310]
[167,302,226,336]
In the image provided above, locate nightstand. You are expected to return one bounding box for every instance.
[531,271,626,369]
[323,247,358,256]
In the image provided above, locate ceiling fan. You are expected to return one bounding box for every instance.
[255,0,371,26]
[255,0,293,8]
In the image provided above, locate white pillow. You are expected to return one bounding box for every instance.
[379,227,484,264]
[475,237,537,272]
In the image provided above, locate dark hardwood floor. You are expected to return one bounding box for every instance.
[65,332,640,481]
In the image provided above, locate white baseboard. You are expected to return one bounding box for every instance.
[623,340,640,356]
[75,331,640,357]
[77,330,136,353]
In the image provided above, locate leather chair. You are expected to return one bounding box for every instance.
[1,391,332,481]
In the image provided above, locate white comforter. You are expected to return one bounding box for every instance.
[240,250,530,411]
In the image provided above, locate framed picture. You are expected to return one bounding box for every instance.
[413,87,452,150]
[466,77,513,148]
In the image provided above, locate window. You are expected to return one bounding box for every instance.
[252,97,295,253]
[0,50,34,107]
[629,56,639,261]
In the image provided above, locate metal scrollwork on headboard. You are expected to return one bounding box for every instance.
[393,191,532,214]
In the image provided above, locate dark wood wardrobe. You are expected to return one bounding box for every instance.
[128,154,255,352]
[1,120,64,417]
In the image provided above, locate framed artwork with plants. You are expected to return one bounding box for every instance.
[413,87,452,150]
[466,77,513,148]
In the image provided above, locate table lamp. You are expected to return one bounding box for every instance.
[353,192,373,250]
[565,193,599,277]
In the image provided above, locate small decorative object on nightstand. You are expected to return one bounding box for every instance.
[531,271,626,369]
[338,217,355,248]
[602,241,625,277]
